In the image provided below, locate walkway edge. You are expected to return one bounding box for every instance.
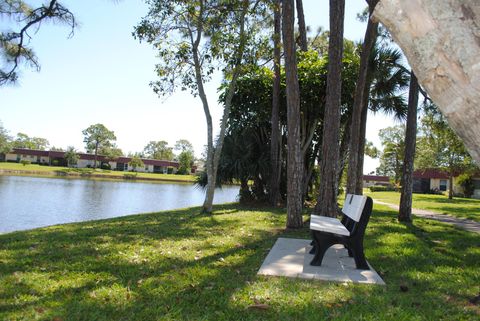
[373,199,480,234]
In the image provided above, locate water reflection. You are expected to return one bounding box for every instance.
[0,175,239,234]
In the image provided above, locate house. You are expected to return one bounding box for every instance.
[4,148,197,175]
[362,175,391,188]
[412,169,480,199]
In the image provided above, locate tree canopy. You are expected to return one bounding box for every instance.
[0,0,75,85]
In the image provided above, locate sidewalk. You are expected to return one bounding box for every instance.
[373,200,480,234]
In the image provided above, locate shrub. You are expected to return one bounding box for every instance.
[457,173,475,198]
[20,159,31,166]
[100,163,111,170]
[369,185,396,192]
[124,173,137,180]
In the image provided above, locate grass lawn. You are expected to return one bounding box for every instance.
[365,190,480,222]
[0,203,478,320]
[0,162,196,183]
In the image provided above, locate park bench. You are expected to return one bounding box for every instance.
[309,194,373,270]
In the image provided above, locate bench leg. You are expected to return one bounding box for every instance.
[310,233,334,266]
[309,232,316,254]
[350,242,369,270]
[346,246,353,257]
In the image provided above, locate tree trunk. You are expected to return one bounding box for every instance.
[346,3,378,195]
[449,172,454,199]
[399,72,419,222]
[355,81,371,194]
[373,0,480,164]
[282,0,303,228]
[295,0,308,51]
[314,0,345,217]
[269,0,282,207]
[93,142,98,169]
[200,1,249,213]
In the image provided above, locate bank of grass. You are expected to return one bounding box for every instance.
[0,162,196,183]
[365,190,480,222]
[0,203,478,320]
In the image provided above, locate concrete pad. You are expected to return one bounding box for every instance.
[258,238,385,285]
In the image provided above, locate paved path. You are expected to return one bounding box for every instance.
[373,200,480,234]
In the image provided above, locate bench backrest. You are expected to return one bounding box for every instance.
[341,194,373,237]
[342,194,367,222]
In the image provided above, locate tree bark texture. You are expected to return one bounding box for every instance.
[355,80,372,194]
[398,73,419,222]
[269,0,282,207]
[282,0,304,228]
[346,4,378,195]
[295,0,308,51]
[373,0,480,163]
[314,0,345,217]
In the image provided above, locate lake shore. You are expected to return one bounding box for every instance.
[0,162,196,184]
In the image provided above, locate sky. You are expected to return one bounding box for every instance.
[1,0,397,173]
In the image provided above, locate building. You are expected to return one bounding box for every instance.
[362,175,391,188]
[412,169,480,199]
[4,148,197,174]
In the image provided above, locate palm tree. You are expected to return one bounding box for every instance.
[349,44,410,194]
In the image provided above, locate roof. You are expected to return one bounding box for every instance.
[413,169,451,179]
[10,148,180,167]
[363,175,390,182]
[12,148,49,157]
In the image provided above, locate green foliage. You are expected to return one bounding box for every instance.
[415,106,475,174]
[369,185,396,192]
[143,140,174,160]
[364,140,379,158]
[174,139,194,153]
[177,150,194,175]
[12,132,49,150]
[64,146,79,167]
[123,172,138,179]
[19,159,30,166]
[456,173,475,198]
[218,50,360,201]
[134,0,268,97]
[98,144,123,160]
[376,125,405,183]
[128,155,144,172]
[82,124,116,154]
[0,120,12,154]
[0,0,76,85]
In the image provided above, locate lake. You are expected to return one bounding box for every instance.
[0,175,239,234]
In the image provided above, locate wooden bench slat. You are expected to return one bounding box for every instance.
[310,215,350,236]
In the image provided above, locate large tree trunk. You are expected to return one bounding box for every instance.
[346,2,378,195]
[373,0,480,164]
[269,0,282,207]
[399,72,419,222]
[282,0,304,228]
[314,0,345,217]
[295,0,308,51]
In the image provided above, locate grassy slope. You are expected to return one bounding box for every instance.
[0,162,196,183]
[0,204,478,320]
[365,190,480,222]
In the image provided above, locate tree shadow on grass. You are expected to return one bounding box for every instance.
[0,204,478,320]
